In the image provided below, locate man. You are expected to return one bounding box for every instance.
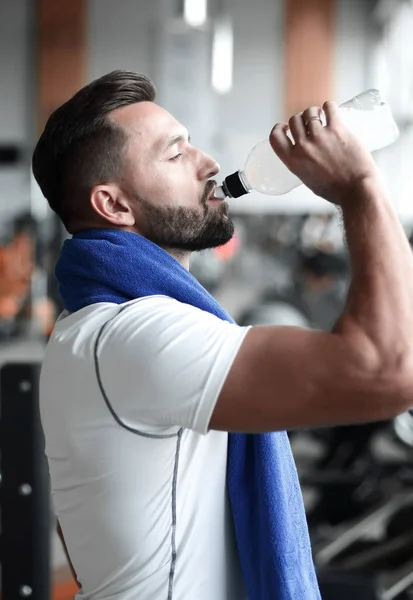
[34,70,413,600]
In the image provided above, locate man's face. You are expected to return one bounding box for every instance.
[109,101,234,252]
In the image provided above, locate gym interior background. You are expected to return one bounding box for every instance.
[1,0,413,598]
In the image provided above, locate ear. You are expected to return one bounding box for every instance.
[90,184,135,227]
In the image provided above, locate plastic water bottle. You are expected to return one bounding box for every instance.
[215,90,399,199]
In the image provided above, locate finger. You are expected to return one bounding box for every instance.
[302,106,323,137]
[289,113,307,144]
[323,101,340,128]
[269,123,293,160]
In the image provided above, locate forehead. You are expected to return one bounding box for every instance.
[108,101,184,149]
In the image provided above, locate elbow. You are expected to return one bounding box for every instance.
[372,349,413,419]
[346,332,413,421]
[389,368,413,417]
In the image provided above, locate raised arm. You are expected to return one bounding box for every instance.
[211,102,413,432]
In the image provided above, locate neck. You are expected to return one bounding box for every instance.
[164,248,191,270]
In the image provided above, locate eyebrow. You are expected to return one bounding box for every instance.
[164,132,191,150]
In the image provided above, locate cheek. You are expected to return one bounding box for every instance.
[140,163,200,207]
[129,162,168,204]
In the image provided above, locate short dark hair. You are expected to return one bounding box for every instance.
[32,70,156,230]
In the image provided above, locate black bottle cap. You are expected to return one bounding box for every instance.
[222,171,249,199]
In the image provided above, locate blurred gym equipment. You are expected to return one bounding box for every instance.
[0,363,50,600]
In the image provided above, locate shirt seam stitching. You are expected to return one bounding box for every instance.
[93,303,179,440]
[167,428,183,600]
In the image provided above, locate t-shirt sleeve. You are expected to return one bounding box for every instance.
[97,296,250,435]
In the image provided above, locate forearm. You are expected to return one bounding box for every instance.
[337,177,413,368]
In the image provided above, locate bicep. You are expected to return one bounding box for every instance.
[211,324,403,432]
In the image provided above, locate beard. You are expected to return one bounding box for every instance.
[134,183,235,252]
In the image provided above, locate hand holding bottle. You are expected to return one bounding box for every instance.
[269,101,380,205]
[215,90,399,200]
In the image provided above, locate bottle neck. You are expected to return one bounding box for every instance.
[238,170,252,193]
[222,170,251,198]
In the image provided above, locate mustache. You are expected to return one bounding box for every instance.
[201,180,216,205]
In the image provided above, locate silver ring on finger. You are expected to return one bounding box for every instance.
[304,116,323,130]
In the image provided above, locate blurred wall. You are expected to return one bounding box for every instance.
[235,0,375,214]
[368,0,413,221]
[335,0,374,102]
[0,0,384,218]
[88,0,159,81]
[214,0,283,174]
[87,0,282,181]
[0,0,33,222]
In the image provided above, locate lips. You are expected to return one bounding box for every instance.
[206,181,223,202]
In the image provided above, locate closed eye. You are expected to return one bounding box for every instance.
[170,153,183,161]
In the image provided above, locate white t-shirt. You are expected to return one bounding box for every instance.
[40,296,250,600]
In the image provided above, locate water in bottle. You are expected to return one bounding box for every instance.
[215,90,399,199]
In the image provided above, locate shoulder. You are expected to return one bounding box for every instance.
[51,295,214,339]
[98,295,249,353]
[49,295,251,371]
[105,295,237,334]
[46,296,250,434]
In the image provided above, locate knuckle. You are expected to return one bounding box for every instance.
[303,105,321,118]
[270,122,285,135]
[269,126,281,142]
[310,128,323,140]
[288,115,298,128]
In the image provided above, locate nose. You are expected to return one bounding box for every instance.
[197,150,220,180]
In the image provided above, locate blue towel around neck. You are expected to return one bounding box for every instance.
[55,228,321,600]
